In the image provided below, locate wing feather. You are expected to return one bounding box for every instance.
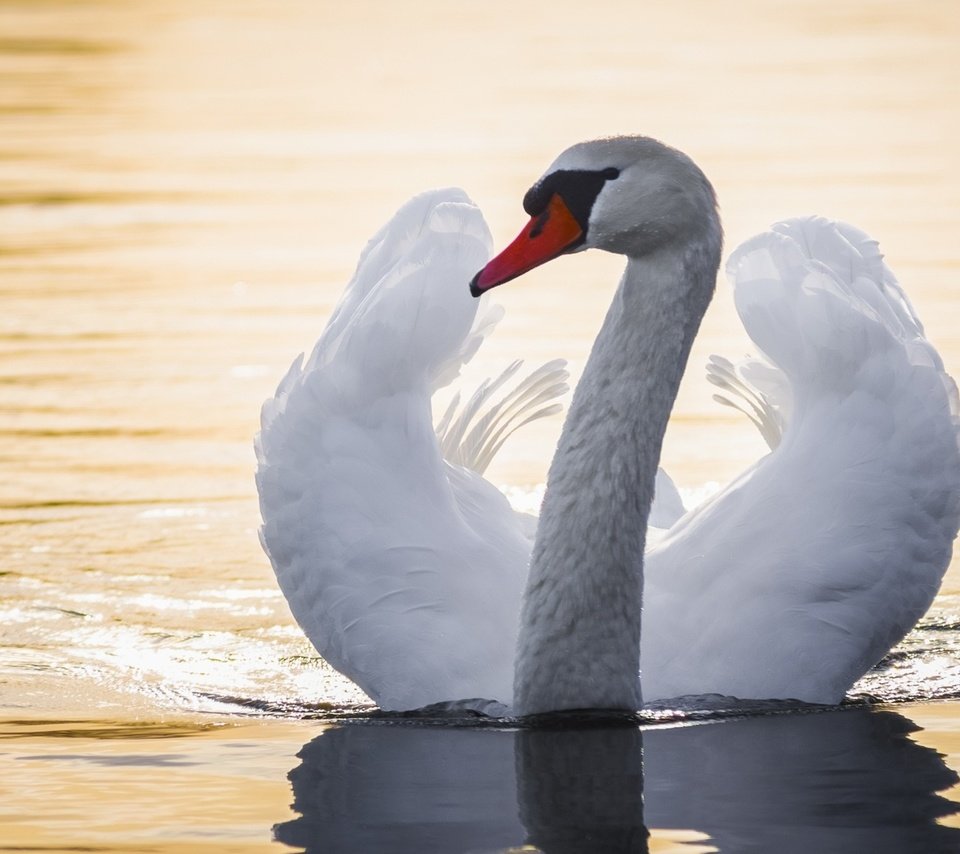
[642,217,960,704]
[256,190,565,710]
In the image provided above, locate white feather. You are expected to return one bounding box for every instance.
[257,189,561,708]
[642,216,960,703]
[257,194,959,710]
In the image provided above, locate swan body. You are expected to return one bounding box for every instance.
[256,137,960,713]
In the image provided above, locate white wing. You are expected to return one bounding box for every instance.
[256,189,566,710]
[642,218,960,704]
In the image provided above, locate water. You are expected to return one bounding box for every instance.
[3,0,960,850]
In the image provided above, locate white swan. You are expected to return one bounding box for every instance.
[256,136,960,714]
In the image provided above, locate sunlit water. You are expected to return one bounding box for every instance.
[3,0,960,851]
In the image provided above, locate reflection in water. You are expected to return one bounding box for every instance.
[275,726,523,852]
[517,725,646,853]
[275,709,960,854]
[643,710,960,853]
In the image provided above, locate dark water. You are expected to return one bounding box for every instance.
[274,706,960,854]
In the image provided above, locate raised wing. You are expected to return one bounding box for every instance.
[642,218,960,704]
[256,190,564,710]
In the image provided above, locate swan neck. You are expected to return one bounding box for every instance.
[514,243,716,715]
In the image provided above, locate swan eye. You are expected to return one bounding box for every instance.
[602,167,620,180]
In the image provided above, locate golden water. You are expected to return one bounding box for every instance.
[3,0,960,850]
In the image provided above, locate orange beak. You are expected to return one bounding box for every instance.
[470,194,584,296]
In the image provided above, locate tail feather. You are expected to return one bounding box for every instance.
[706,354,785,450]
[438,359,569,475]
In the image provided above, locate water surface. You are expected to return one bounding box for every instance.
[3,0,960,850]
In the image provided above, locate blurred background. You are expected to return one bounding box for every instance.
[2,0,960,715]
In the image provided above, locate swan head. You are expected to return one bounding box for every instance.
[470,135,720,295]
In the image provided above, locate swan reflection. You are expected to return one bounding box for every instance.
[642,709,960,853]
[273,708,959,853]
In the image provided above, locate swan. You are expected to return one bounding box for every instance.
[256,136,960,714]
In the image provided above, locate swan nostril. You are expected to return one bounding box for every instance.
[529,210,550,239]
